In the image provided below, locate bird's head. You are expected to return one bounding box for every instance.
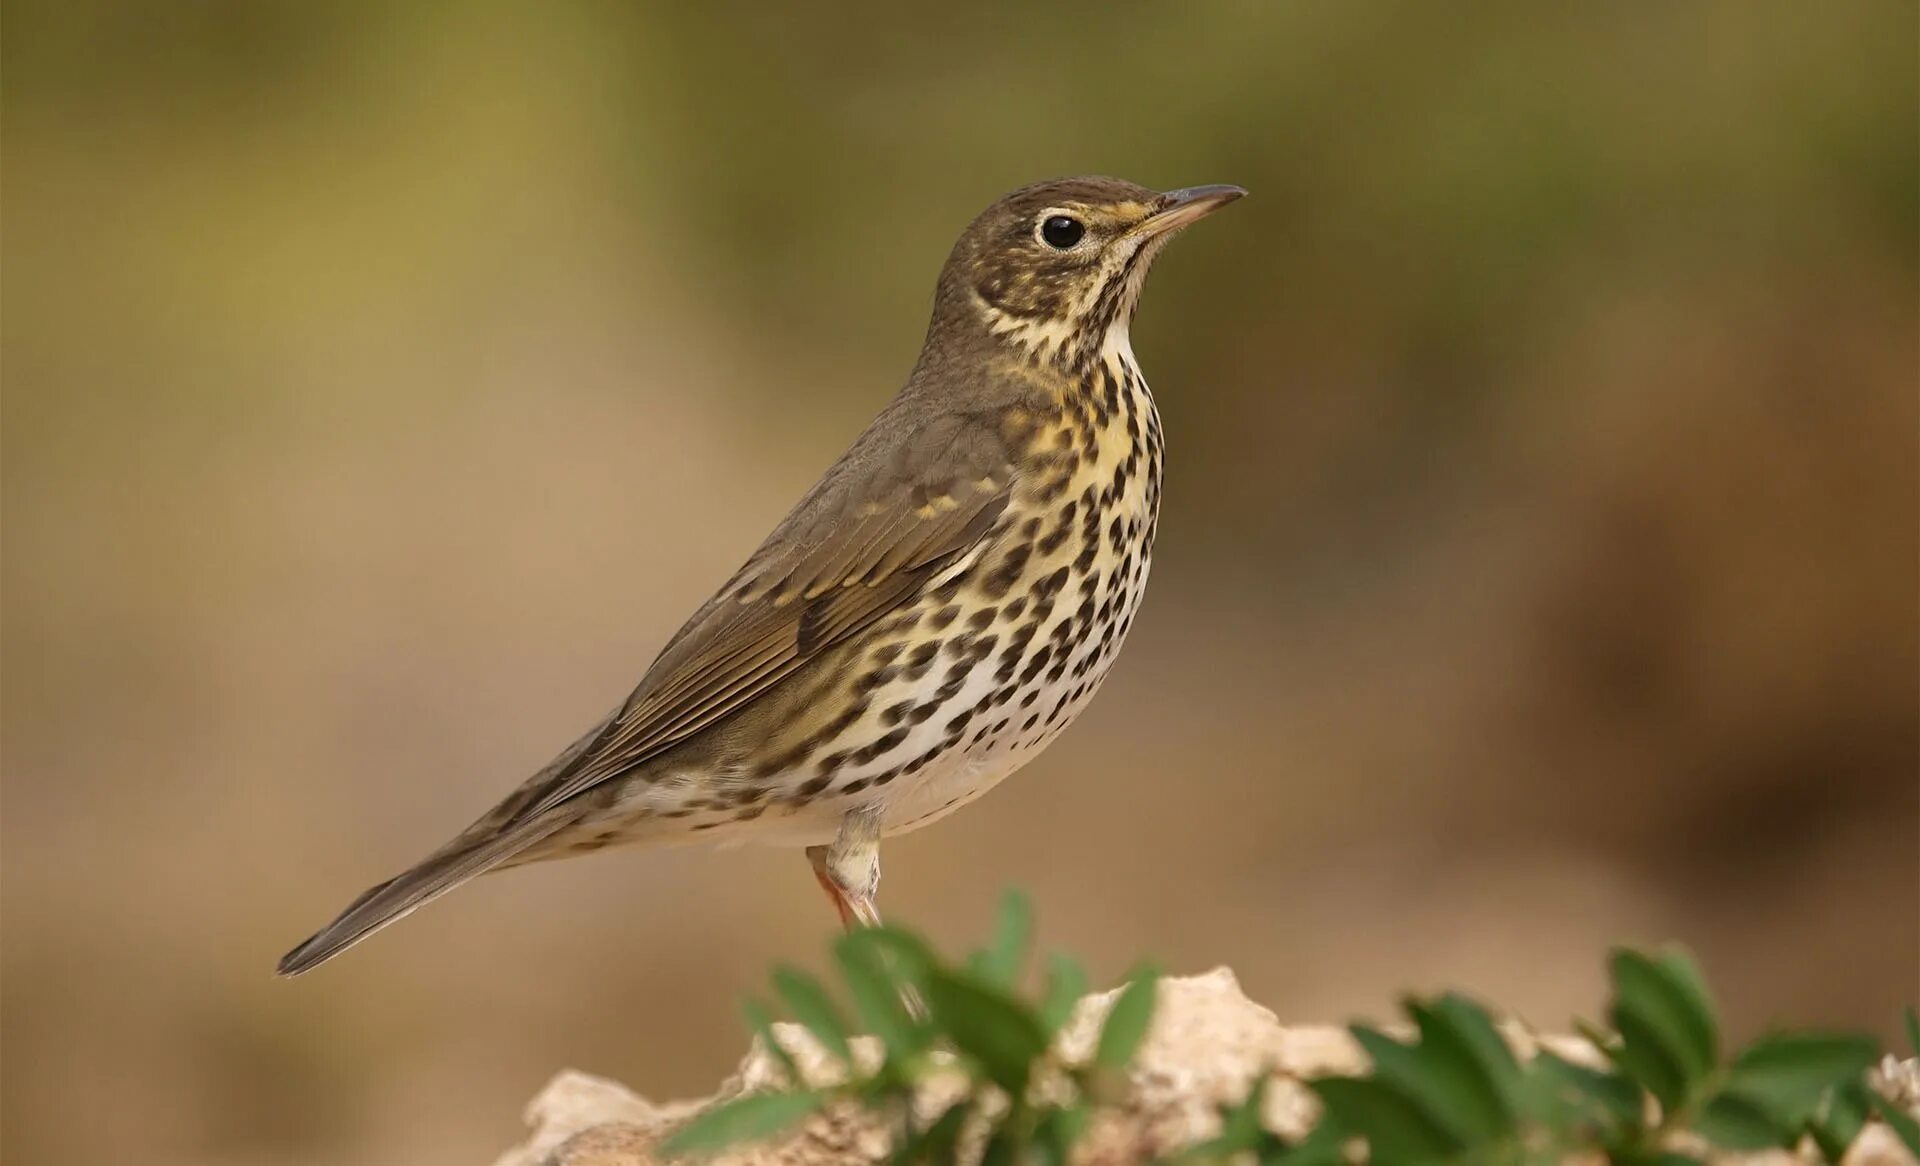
[932,176,1245,367]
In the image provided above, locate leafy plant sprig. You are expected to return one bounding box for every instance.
[664,892,1911,1166]
[665,891,1157,1164]
[1185,950,1905,1166]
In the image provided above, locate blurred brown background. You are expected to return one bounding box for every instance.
[4,3,1916,1164]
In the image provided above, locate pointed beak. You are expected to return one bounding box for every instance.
[1135,184,1247,237]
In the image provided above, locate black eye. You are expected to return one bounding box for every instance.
[1040,215,1085,249]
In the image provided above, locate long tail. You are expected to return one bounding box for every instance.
[276,813,573,977]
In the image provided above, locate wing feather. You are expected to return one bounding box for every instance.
[517,406,1018,818]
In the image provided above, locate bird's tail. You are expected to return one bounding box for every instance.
[276,813,573,977]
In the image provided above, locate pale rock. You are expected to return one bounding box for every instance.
[491,970,1920,1166]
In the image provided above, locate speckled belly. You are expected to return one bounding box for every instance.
[757,361,1163,842]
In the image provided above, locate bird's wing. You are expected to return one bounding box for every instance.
[519,405,1019,817]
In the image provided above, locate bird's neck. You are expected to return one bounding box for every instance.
[910,288,1150,429]
[1050,324,1147,415]
[1067,334,1153,426]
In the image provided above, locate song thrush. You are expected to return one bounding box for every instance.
[278,176,1243,975]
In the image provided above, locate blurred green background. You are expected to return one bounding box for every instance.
[3,3,1915,1164]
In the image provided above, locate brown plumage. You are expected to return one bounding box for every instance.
[278,176,1243,975]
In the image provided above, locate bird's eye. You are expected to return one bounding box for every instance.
[1039,215,1085,249]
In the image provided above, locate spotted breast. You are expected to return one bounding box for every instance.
[660,344,1164,847]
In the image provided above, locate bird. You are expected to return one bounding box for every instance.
[278,176,1244,976]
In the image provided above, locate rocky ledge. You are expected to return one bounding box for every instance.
[492,969,1920,1166]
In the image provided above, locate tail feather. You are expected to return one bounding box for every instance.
[276,814,572,977]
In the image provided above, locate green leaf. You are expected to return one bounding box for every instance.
[1808,1084,1868,1166]
[1607,1006,1690,1114]
[1278,1117,1352,1166]
[1694,1091,1790,1151]
[834,931,921,1060]
[1427,994,1523,1089]
[921,966,1049,1096]
[979,1126,1019,1166]
[1529,1050,1643,1132]
[1868,1092,1920,1159]
[1904,1006,1920,1057]
[663,1090,828,1156]
[1221,1075,1267,1137]
[969,889,1033,989]
[1215,1074,1272,1151]
[1808,1121,1852,1166]
[1094,967,1159,1071]
[1726,1032,1879,1114]
[743,998,803,1086]
[1033,1102,1089,1165]
[1350,1025,1486,1145]
[1407,999,1518,1136]
[1654,949,1721,1068]
[1311,1076,1460,1164]
[1040,953,1089,1034]
[772,965,853,1067]
[1815,1079,1870,1158]
[1609,949,1715,1088]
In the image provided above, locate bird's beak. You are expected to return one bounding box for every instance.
[1134,184,1247,238]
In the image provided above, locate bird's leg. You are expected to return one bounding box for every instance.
[806,805,885,931]
[808,806,927,1019]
